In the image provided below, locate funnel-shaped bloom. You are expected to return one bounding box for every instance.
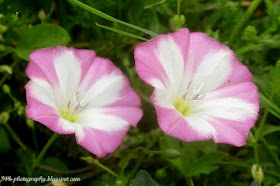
[134,28,259,146]
[26,47,143,157]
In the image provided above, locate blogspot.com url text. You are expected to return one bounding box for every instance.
[1,176,81,183]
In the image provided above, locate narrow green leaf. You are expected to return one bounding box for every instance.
[0,126,11,153]
[96,23,148,41]
[68,0,158,37]
[259,92,280,119]
[259,124,280,138]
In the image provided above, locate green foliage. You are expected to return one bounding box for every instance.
[0,126,11,153]
[132,170,160,186]
[160,135,226,178]
[0,0,280,185]
[15,23,70,60]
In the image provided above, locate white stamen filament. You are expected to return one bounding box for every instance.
[68,92,88,111]
[183,81,206,101]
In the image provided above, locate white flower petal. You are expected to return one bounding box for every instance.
[54,50,81,107]
[77,108,129,132]
[27,78,57,110]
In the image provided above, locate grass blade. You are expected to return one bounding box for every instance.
[96,23,148,41]
[68,0,158,37]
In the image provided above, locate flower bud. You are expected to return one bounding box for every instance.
[0,24,7,34]
[80,156,95,164]
[247,131,256,144]
[161,149,181,159]
[251,164,264,182]
[172,15,186,31]
[155,168,166,179]
[0,112,9,124]
[26,119,34,128]
[2,84,10,94]
[38,9,46,21]
[0,65,12,74]
[17,106,24,116]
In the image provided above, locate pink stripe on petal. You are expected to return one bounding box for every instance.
[75,126,129,158]
[153,103,213,141]
[79,57,118,91]
[108,77,141,107]
[187,32,230,76]
[135,29,190,88]
[216,54,253,89]
[167,28,190,66]
[26,93,75,134]
[26,60,49,83]
[72,48,96,82]
[208,82,259,107]
[209,118,249,147]
[134,53,168,87]
[29,47,62,86]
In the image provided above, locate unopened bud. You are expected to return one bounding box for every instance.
[0,65,12,74]
[161,149,181,159]
[251,164,264,182]
[0,112,9,124]
[155,168,166,179]
[0,24,7,34]
[247,131,256,144]
[80,156,95,164]
[17,106,24,116]
[2,84,10,94]
[172,15,186,30]
[38,9,46,21]
[26,119,34,128]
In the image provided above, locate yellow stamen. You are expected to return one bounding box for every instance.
[173,98,192,116]
[60,109,78,123]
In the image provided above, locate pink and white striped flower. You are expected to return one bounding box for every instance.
[134,28,259,146]
[25,47,143,157]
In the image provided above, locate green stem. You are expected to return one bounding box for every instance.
[30,133,59,176]
[189,178,194,186]
[177,0,181,16]
[220,161,251,168]
[261,137,280,167]
[68,0,158,37]
[0,61,16,87]
[32,127,38,155]
[220,161,280,178]
[256,88,276,140]
[228,0,262,46]
[94,160,119,177]
[96,23,148,41]
[4,123,27,150]
[253,143,259,164]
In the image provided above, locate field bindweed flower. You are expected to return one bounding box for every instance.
[134,28,259,146]
[25,46,143,157]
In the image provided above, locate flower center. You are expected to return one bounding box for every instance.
[173,97,192,116]
[173,81,205,116]
[60,92,88,123]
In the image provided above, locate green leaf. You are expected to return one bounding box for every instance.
[159,135,226,178]
[15,23,70,61]
[259,124,280,138]
[132,170,160,186]
[0,126,11,153]
[259,92,280,119]
[96,23,148,41]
